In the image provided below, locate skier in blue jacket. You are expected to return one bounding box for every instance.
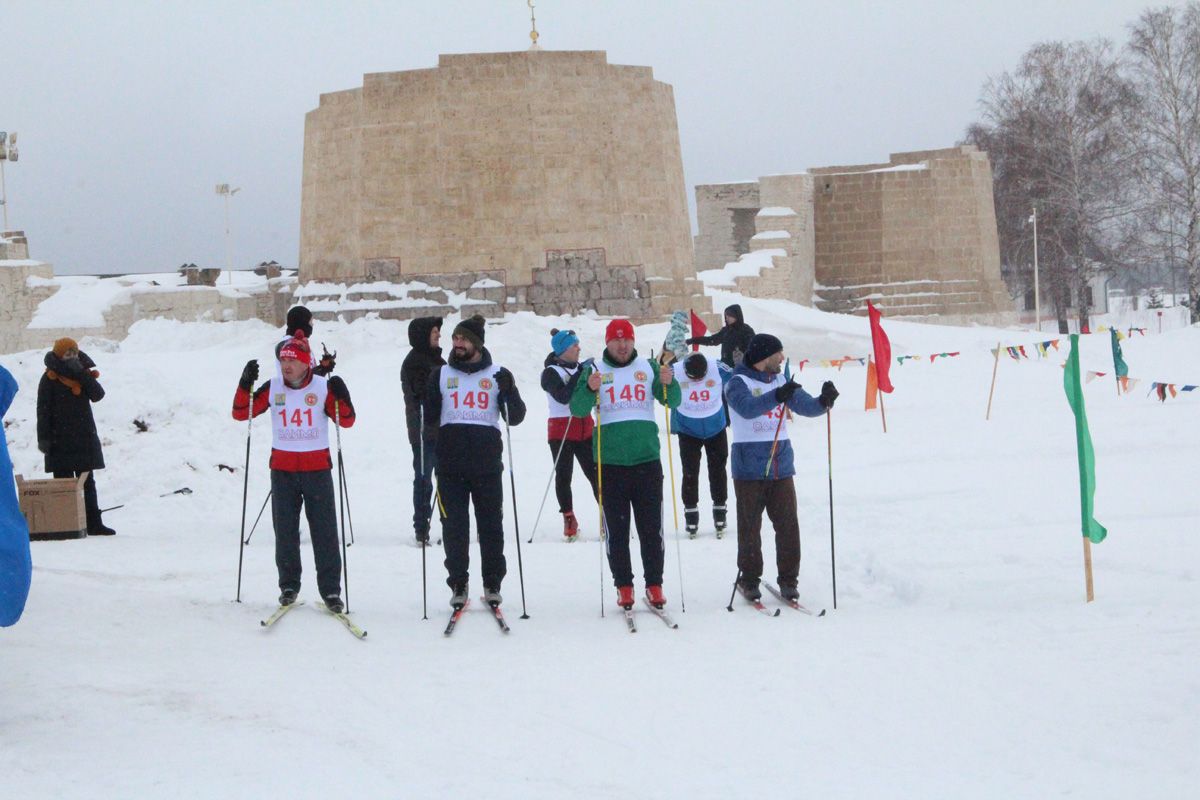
[724,334,837,602]
[670,352,733,537]
[1,364,33,627]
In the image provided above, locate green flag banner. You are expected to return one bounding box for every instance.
[1064,334,1108,543]
[1110,328,1128,378]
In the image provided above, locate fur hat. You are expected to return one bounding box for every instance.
[52,337,79,358]
[285,306,314,338]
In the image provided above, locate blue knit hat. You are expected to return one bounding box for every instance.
[551,328,579,356]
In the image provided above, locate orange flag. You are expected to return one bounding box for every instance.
[865,357,878,410]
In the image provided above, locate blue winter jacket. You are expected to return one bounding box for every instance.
[0,364,32,627]
[670,361,732,440]
[724,363,826,480]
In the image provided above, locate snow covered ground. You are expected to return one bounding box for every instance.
[1,297,1196,798]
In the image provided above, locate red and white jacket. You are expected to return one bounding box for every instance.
[231,372,355,472]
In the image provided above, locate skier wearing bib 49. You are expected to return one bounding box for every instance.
[540,328,598,541]
[724,333,837,603]
[671,352,732,537]
[570,319,681,609]
[232,331,356,613]
[423,315,526,609]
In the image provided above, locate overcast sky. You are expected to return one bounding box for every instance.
[2,0,1162,275]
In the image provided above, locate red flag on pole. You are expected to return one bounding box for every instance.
[867,301,893,393]
[689,310,707,352]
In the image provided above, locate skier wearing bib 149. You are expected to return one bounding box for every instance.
[570,319,681,610]
[724,333,838,603]
[423,315,526,609]
[671,352,733,538]
[232,331,355,613]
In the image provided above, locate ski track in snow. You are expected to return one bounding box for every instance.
[1,303,1197,798]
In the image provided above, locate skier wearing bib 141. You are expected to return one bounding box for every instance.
[569,319,681,610]
[423,315,526,610]
[232,331,355,613]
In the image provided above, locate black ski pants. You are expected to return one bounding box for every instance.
[410,434,437,536]
[734,477,801,587]
[438,469,506,592]
[549,438,598,514]
[271,468,342,599]
[677,429,728,509]
[601,461,664,588]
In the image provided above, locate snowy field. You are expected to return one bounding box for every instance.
[1,297,1197,798]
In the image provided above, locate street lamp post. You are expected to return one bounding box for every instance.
[0,131,19,232]
[215,183,240,284]
[1030,204,1041,332]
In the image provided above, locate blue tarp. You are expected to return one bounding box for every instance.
[0,364,32,626]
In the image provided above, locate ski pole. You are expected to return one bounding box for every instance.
[243,489,272,545]
[596,388,606,618]
[659,355,686,613]
[235,382,254,603]
[528,416,574,543]
[339,455,357,546]
[420,405,428,620]
[334,398,351,613]
[764,402,786,479]
[502,399,530,620]
[827,409,837,611]
[726,569,742,612]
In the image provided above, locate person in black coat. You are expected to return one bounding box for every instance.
[686,303,756,367]
[401,316,445,544]
[36,337,114,536]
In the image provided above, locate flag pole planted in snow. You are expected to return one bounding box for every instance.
[867,301,893,433]
[1063,333,1107,602]
[985,341,1002,420]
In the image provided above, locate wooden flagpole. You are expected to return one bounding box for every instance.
[878,389,887,433]
[1083,537,1095,602]
[985,341,1001,420]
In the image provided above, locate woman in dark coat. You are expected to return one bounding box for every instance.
[36,337,114,536]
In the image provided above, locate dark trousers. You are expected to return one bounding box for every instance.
[734,477,801,586]
[411,436,437,535]
[601,461,664,588]
[438,469,506,591]
[271,468,342,599]
[53,469,100,529]
[677,430,728,509]
[550,438,598,514]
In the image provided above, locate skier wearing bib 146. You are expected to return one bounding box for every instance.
[671,352,733,537]
[570,319,681,610]
[232,331,355,613]
[724,333,837,603]
[423,315,526,609]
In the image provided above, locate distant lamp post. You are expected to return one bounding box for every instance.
[215,183,241,283]
[0,131,19,232]
[1028,205,1040,332]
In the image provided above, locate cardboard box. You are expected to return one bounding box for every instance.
[16,472,88,540]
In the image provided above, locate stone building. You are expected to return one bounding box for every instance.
[694,146,1015,324]
[301,50,709,323]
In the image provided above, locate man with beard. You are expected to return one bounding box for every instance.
[569,319,680,610]
[724,333,838,602]
[401,317,445,545]
[423,315,526,609]
[539,328,598,541]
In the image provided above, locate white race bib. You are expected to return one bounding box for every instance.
[439,364,502,428]
[269,375,330,452]
[545,364,577,419]
[673,360,724,419]
[727,373,787,443]
[595,361,656,424]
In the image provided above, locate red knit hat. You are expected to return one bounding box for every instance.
[278,330,312,365]
[605,319,635,343]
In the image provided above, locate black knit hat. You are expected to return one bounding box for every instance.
[744,333,783,367]
[684,353,708,380]
[286,306,314,338]
[454,314,486,348]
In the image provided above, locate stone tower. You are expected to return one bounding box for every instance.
[300,50,707,320]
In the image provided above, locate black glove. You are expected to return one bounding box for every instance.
[774,380,799,404]
[819,381,839,409]
[239,359,259,390]
[684,337,698,346]
[37,439,49,455]
[495,367,515,395]
[327,375,350,402]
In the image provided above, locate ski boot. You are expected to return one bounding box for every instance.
[737,579,762,602]
[645,584,667,608]
[323,595,345,614]
[449,583,469,610]
[713,505,727,538]
[278,588,299,607]
[563,511,579,542]
[616,585,635,609]
[779,582,800,602]
[483,587,503,607]
[684,507,699,539]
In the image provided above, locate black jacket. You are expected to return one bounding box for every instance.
[37,351,106,473]
[401,317,446,444]
[423,347,526,474]
[690,303,755,367]
[539,352,585,405]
